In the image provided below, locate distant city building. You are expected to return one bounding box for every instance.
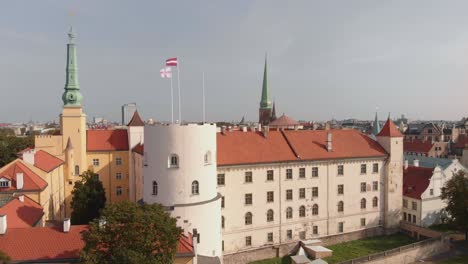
[121,103,137,125]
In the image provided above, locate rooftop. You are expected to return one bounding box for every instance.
[0,196,43,228]
[403,166,433,199]
[0,160,48,192]
[87,129,129,152]
[405,154,453,170]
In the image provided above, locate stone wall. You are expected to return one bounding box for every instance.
[400,221,442,239]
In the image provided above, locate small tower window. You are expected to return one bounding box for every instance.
[169,154,179,168]
[221,216,225,229]
[338,201,344,212]
[361,198,367,209]
[152,181,158,195]
[204,151,211,165]
[74,165,79,176]
[312,204,319,215]
[299,205,306,217]
[191,181,199,195]
[267,209,274,222]
[245,212,252,225]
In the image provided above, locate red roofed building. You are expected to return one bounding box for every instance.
[403,139,449,158]
[0,195,43,228]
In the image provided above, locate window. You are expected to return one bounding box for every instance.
[286,230,292,240]
[74,165,79,176]
[412,201,417,210]
[299,206,306,217]
[403,199,408,208]
[217,174,225,186]
[361,198,367,209]
[403,212,407,221]
[286,207,293,219]
[245,212,252,225]
[116,157,122,165]
[221,196,225,208]
[360,164,367,174]
[152,181,158,195]
[169,154,179,168]
[0,181,10,188]
[299,188,305,199]
[267,209,274,222]
[204,151,211,165]
[299,168,306,178]
[338,201,344,212]
[267,191,274,203]
[245,171,253,183]
[312,187,318,198]
[191,181,199,195]
[338,222,344,233]
[373,197,378,207]
[312,167,319,177]
[338,184,344,195]
[245,236,252,247]
[412,215,416,223]
[312,204,318,215]
[361,182,367,192]
[361,218,366,227]
[373,181,378,191]
[267,232,273,242]
[92,159,99,166]
[286,169,293,179]
[430,189,434,195]
[299,231,306,240]
[338,165,344,176]
[245,193,253,205]
[286,189,293,200]
[372,163,379,173]
[267,170,274,181]
[221,216,225,229]
[116,172,122,180]
[116,186,122,196]
[313,226,318,235]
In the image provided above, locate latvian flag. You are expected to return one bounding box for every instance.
[160,67,172,78]
[166,57,178,67]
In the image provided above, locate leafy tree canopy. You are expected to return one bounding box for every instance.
[0,134,33,167]
[440,170,468,240]
[71,170,106,225]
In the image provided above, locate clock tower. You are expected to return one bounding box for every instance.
[60,27,87,179]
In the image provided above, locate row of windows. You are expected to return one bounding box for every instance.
[167,152,212,168]
[217,164,380,186]
[151,181,200,196]
[403,199,418,210]
[403,212,416,223]
[92,158,123,167]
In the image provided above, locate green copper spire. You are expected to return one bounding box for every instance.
[373,111,381,135]
[62,27,83,107]
[260,55,272,109]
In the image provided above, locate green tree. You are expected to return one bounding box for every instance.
[0,135,34,167]
[81,201,181,264]
[70,170,106,224]
[440,170,468,240]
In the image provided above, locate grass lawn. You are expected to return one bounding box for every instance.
[249,233,416,264]
[438,255,468,264]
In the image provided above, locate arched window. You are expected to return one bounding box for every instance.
[191,181,199,195]
[74,165,79,176]
[169,154,179,168]
[152,181,158,195]
[373,197,378,208]
[204,151,211,165]
[361,198,367,209]
[312,204,319,215]
[267,209,274,222]
[338,201,344,212]
[286,207,293,219]
[245,212,252,225]
[221,216,225,229]
[299,206,306,217]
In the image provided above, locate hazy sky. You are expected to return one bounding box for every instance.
[1,1,468,123]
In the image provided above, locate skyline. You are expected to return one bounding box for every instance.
[1,1,468,123]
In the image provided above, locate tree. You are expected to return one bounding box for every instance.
[70,170,106,224]
[440,170,468,240]
[0,135,34,167]
[81,201,181,264]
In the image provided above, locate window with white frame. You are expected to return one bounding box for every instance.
[245,171,253,183]
[245,193,252,205]
[299,168,305,178]
[286,189,293,200]
[116,186,122,196]
[204,151,211,165]
[312,167,319,177]
[372,163,379,173]
[92,159,100,166]
[191,181,199,195]
[360,164,367,174]
[312,187,318,197]
[116,172,122,180]
[267,191,274,203]
[338,165,344,176]
[169,154,179,168]
[286,169,293,179]
[312,204,319,215]
[152,181,158,195]
[299,205,306,217]
[373,181,378,191]
[267,170,274,181]
[217,174,225,186]
[116,157,122,165]
[299,188,305,199]
[286,207,293,219]
[267,209,274,222]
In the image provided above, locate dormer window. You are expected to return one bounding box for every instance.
[0,178,10,188]
[169,154,179,168]
[204,151,212,165]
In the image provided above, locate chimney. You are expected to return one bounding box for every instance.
[413,159,419,167]
[16,173,24,190]
[326,132,333,152]
[242,126,247,132]
[221,126,226,135]
[23,149,35,165]
[18,195,24,203]
[0,215,6,235]
[262,126,269,138]
[63,218,71,233]
[404,160,409,170]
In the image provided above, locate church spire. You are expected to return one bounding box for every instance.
[373,111,381,136]
[259,55,272,109]
[62,27,83,107]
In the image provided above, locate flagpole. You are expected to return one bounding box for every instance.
[202,72,205,123]
[177,64,181,123]
[170,72,174,123]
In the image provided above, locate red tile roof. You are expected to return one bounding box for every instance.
[454,135,468,149]
[403,166,433,199]
[377,119,403,137]
[0,160,47,191]
[127,111,145,126]
[0,196,43,228]
[217,129,387,166]
[33,150,64,172]
[269,114,299,127]
[132,143,144,155]
[87,129,129,152]
[0,225,87,262]
[404,139,433,154]
[177,233,194,256]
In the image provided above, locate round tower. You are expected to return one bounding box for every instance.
[143,123,222,259]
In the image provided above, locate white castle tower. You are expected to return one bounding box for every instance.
[143,123,222,260]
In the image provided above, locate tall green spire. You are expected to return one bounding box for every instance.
[260,55,272,109]
[62,27,83,107]
[373,111,381,135]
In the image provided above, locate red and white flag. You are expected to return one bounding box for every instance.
[160,67,172,78]
[166,57,178,67]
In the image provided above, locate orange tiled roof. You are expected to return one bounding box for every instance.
[33,150,64,172]
[132,143,144,155]
[177,233,194,256]
[0,196,43,228]
[377,118,403,137]
[403,166,433,199]
[404,139,433,154]
[87,129,129,152]
[0,160,47,191]
[269,114,299,127]
[127,110,145,126]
